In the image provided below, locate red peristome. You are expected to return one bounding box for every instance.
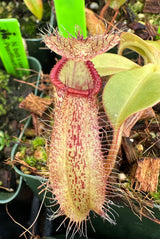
[50,58,102,96]
[85,61,102,95]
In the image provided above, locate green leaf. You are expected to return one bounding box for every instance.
[0,131,5,151]
[103,64,160,128]
[92,53,139,76]
[118,32,160,64]
[145,39,160,52]
[23,0,43,20]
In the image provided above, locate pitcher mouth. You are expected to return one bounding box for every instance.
[50,58,102,96]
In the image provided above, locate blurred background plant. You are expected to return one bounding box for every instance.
[0,0,51,38]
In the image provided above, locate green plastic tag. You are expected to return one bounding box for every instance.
[54,0,87,38]
[0,18,29,78]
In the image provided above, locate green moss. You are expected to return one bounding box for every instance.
[0,71,10,88]
[150,191,160,201]
[18,136,48,173]
[128,1,144,16]
[41,149,47,162]
[0,130,13,151]
[24,149,47,169]
[13,96,24,103]
[150,178,160,201]
[25,155,36,167]
[19,146,26,158]
[32,136,45,149]
[128,0,160,26]
[0,70,10,116]
[0,105,7,116]
[147,14,160,26]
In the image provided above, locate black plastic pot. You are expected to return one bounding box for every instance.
[0,56,41,204]
[25,5,57,74]
[10,55,52,204]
